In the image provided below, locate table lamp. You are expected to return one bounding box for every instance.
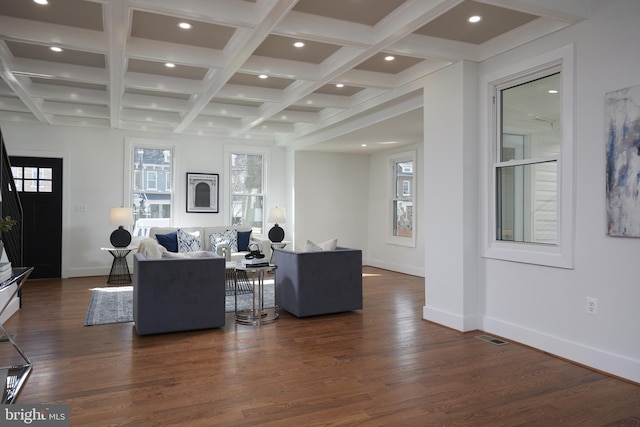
[109,207,134,247]
[267,207,286,243]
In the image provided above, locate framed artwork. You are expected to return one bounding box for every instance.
[186,172,219,213]
[605,83,640,237]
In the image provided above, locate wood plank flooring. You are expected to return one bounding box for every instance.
[4,267,640,426]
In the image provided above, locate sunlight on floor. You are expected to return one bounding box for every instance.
[89,286,132,292]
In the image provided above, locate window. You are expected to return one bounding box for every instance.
[11,166,53,193]
[130,145,173,236]
[389,150,416,247]
[146,171,158,190]
[482,45,575,268]
[229,151,266,234]
[496,72,560,244]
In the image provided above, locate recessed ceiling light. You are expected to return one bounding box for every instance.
[34,0,48,5]
[165,63,176,68]
[178,22,192,30]
[258,74,268,79]
[548,89,559,94]
[293,41,305,48]
[50,46,63,52]
[336,83,344,88]
[468,15,482,23]
[361,144,367,148]
[384,55,395,61]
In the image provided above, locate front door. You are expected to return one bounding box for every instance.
[10,157,63,279]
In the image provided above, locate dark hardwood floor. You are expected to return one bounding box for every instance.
[4,267,639,426]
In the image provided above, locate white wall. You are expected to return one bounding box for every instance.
[426,0,640,383]
[293,151,369,255]
[367,143,425,276]
[1,122,287,278]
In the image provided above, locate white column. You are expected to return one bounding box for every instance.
[422,61,479,332]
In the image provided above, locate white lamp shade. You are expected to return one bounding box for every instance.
[267,207,286,224]
[109,207,134,226]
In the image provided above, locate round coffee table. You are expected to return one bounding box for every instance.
[234,263,278,325]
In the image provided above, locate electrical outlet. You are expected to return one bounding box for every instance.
[586,297,598,315]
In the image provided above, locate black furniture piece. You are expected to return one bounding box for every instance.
[0,267,34,404]
[102,246,136,284]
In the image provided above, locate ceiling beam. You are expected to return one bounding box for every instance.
[0,41,50,124]
[106,0,130,128]
[173,0,299,134]
[231,0,462,137]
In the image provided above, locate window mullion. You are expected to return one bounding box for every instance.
[495,155,559,168]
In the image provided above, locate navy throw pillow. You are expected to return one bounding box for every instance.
[237,230,252,252]
[156,231,178,252]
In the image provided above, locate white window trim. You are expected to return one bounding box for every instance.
[480,44,575,269]
[124,138,176,222]
[388,150,417,248]
[223,145,270,234]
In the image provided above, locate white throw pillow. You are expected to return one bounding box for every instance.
[319,238,338,251]
[177,228,202,253]
[304,238,338,252]
[304,240,322,252]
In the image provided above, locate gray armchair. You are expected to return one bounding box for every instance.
[273,247,363,317]
[133,252,226,335]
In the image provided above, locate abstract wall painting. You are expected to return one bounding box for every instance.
[605,83,640,237]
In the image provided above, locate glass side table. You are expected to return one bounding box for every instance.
[234,263,278,325]
[101,246,137,285]
[269,241,290,264]
[0,267,34,404]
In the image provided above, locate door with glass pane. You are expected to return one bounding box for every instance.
[10,157,63,278]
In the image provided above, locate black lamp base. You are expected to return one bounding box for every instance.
[110,226,132,248]
[268,224,285,243]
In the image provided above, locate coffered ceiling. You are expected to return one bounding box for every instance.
[0,0,591,152]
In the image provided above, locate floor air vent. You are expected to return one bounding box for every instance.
[475,335,508,345]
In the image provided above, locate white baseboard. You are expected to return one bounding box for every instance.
[423,305,478,332]
[482,315,640,384]
[366,258,424,277]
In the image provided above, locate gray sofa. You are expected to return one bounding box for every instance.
[273,247,363,317]
[133,252,226,335]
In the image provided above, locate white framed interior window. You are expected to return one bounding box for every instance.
[124,139,175,237]
[481,44,575,268]
[223,145,269,235]
[388,150,416,247]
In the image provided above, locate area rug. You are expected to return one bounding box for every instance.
[83,282,275,326]
[84,286,134,326]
